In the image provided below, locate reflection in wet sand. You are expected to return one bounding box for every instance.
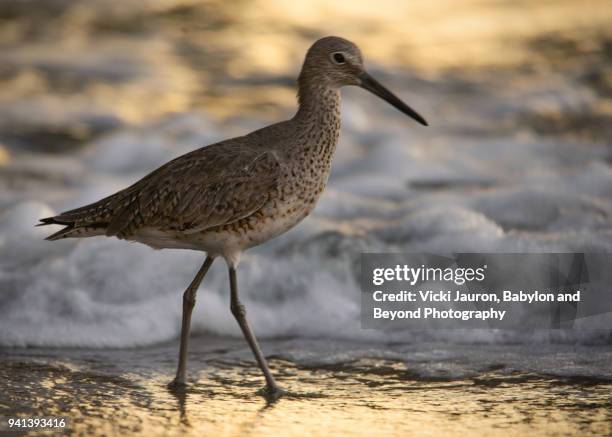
[1,348,611,436]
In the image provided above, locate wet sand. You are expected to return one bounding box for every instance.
[1,337,611,436]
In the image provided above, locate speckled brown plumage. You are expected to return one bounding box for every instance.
[38,36,427,394]
[39,34,428,267]
[40,37,350,266]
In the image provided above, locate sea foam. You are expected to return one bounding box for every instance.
[1,98,611,348]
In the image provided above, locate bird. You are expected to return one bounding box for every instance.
[38,36,428,399]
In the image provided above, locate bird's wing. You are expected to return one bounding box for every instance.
[107,142,282,238]
[52,140,282,239]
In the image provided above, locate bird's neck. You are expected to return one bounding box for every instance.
[291,76,341,163]
[295,76,341,118]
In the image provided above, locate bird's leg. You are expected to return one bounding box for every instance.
[168,256,215,388]
[229,267,282,397]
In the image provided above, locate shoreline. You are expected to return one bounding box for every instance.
[1,337,611,436]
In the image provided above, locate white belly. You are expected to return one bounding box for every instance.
[131,199,314,267]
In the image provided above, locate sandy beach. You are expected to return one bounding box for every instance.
[1,337,611,436]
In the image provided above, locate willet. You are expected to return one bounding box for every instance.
[38,36,427,398]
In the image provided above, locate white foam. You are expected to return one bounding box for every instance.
[2,86,611,349]
[83,113,222,175]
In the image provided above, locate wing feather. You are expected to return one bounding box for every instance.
[102,142,281,238]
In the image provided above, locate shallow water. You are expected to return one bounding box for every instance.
[1,337,611,436]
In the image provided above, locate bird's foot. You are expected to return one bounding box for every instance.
[258,384,286,403]
[167,378,188,391]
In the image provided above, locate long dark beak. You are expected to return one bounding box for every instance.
[358,72,428,126]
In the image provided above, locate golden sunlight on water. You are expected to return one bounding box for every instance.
[170,0,612,117]
[3,359,610,436]
[2,0,611,126]
[212,0,612,72]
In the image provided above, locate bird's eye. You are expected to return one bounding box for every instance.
[331,52,346,65]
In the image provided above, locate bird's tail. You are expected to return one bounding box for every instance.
[37,179,141,241]
[36,217,74,240]
[37,216,106,240]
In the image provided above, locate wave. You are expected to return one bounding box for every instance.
[1,75,612,347]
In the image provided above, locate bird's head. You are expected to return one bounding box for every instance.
[300,36,428,126]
